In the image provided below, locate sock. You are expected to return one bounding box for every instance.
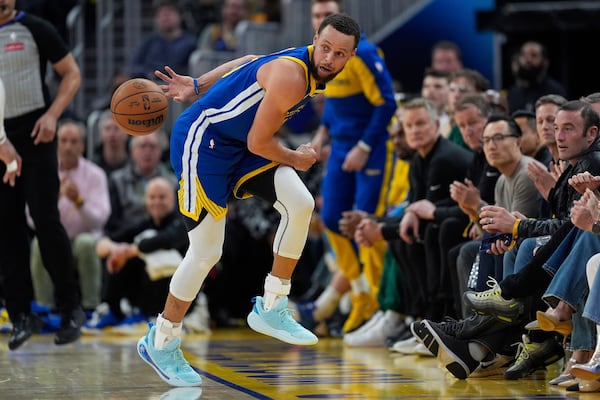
[468,341,488,361]
[263,273,291,311]
[314,286,341,321]
[153,313,182,350]
[349,273,369,294]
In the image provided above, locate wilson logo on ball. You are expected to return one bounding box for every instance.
[127,115,164,127]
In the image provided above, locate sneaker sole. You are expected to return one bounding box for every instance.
[571,366,600,382]
[247,311,318,345]
[422,320,469,379]
[410,322,439,357]
[137,336,202,387]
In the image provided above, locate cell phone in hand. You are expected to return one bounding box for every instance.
[479,232,512,252]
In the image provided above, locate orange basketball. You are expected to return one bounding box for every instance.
[110,78,168,136]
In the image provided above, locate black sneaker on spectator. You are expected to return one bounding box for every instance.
[504,334,565,380]
[410,320,439,357]
[422,320,480,379]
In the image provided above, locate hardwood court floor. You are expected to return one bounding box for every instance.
[0,326,594,399]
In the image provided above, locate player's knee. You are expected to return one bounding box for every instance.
[188,244,222,276]
[290,191,314,222]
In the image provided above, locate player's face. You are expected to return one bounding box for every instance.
[311,25,356,84]
[311,1,339,32]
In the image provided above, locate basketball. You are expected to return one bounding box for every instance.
[110,78,168,136]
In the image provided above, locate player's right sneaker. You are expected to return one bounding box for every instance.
[247,296,318,345]
[137,323,202,387]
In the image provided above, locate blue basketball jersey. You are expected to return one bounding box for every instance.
[171,45,324,221]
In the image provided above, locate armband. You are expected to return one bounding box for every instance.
[193,78,200,96]
[357,140,371,152]
[512,218,521,238]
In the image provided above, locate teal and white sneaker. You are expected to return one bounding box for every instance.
[137,323,202,387]
[247,296,318,345]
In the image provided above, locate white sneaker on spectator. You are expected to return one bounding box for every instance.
[342,311,384,341]
[391,336,420,354]
[414,342,435,357]
[344,311,405,347]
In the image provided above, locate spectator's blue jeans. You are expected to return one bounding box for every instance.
[543,229,600,351]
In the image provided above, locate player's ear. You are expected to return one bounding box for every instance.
[313,32,318,45]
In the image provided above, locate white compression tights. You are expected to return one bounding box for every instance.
[169,213,226,301]
[169,165,314,301]
[271,166,315,259]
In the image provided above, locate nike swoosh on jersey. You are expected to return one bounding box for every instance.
[429,184,441,191]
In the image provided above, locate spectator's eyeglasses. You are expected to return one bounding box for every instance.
[480,133,518,145]
[449,85,471,93]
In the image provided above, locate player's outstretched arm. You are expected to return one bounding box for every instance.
[247,59,317,171]
[155,54,257,103]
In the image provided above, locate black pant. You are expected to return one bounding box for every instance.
[0,110,80,318]
[388,236,427,319]
[435,217,470,319]
[104,258,170,318]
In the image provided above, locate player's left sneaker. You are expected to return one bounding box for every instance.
[137,323,202,387]
[247,296,318,345]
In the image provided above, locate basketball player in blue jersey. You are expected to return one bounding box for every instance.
[137,13,361,387]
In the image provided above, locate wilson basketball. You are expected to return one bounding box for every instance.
[110,78,168,136]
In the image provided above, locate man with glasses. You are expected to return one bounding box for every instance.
[414,100,600,380]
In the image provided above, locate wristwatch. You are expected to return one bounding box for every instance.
[593,221,600,235]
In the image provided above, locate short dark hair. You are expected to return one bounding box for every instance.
[312,0,342,7]
[423,67,450,80]
[559,100,600,137]
[450,68,490,92]
[152,0,180,13]
[510,109,536,120]
[485,114,522,137]
[317,13,360,48]
[432,40,462,61]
